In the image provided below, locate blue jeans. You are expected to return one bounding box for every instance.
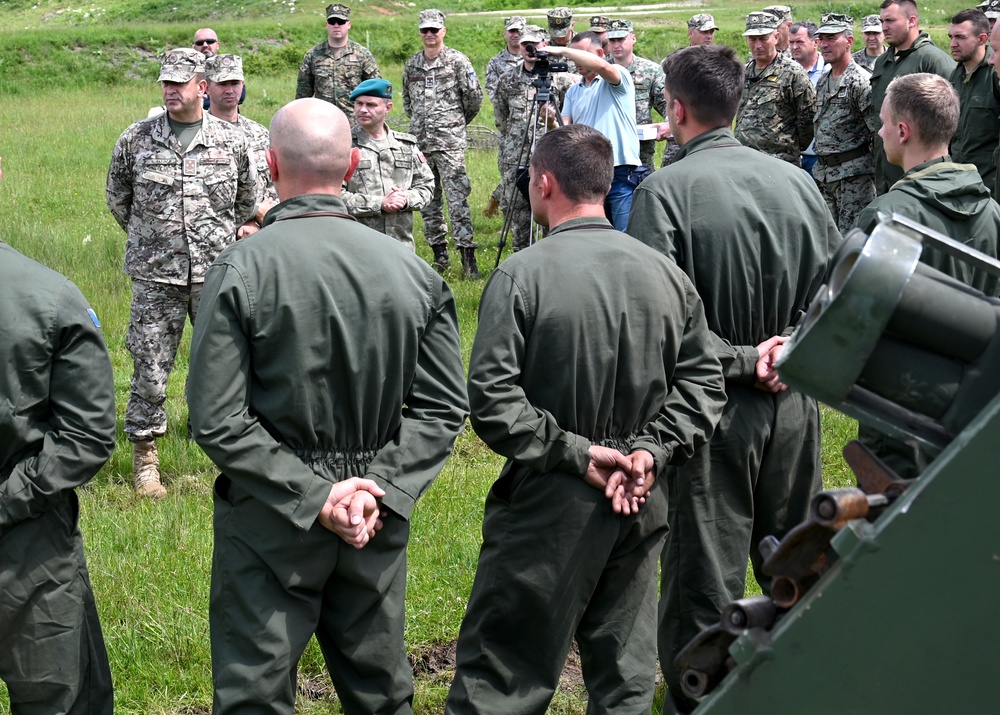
[606,165,638,232]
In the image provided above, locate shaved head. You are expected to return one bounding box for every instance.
[269,98,353,187]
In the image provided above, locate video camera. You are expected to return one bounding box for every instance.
[522,43,569,75]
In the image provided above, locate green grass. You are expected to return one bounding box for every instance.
[0,1,890,712]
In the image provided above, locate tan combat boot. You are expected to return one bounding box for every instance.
[133,439,166,499]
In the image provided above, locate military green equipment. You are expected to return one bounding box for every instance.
[673,214,1000,713]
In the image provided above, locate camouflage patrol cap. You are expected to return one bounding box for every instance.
[744,12,779,36]
[983,0,1000,20]
[505,15,526,31]
[326,4,350,21]
[763,5,792,23]
[861,14,883,32]
[547,7,574,38]
[817,13,853,35]
[350,78,393,101]
[419,9,445,29]
[519,25,547,44]
[589,16,611,32]
[158,48,205,82]
[606,19,634,40]
[688,14,719,32]
[205,54,244,82]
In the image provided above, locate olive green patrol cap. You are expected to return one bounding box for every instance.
[519,25,547,44]
[688,14,719,31]
[158,48,205,82]
[547,7,573,38]
[326,4,350,21]
[817,13,854,36]
[744,12,779,37]
[589,16,611,32]
[763,5,792,23]
[206,54,244,82]
[505,16,526,31]
[861,14,883,32]
[419,9,446,29]
[607,19,634,40]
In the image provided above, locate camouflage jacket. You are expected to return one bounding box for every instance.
[494,60,577,168]
[106,112,257,286]
[295,39,381,118]
[485,48,522,106]
[402,46,483,152]
[613,54,667,125]
[812,62,874,183]
[236,114,279,207]
[735,53,816,165]
[343,124,435,247]
[851,49,879,72]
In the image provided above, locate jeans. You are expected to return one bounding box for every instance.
[606,165,638,231]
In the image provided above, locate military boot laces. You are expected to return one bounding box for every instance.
[132,439,166,499]
[432,245,450,275]
[461,247,481,279]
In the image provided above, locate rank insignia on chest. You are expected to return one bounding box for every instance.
[424,74,435,89]
[183,158,198,176]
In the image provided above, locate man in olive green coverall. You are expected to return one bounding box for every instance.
[445,124,727,715]
[1,153,116,714]
[855,72,1000,478]
[188,98,469,715]
[626,45,840,715]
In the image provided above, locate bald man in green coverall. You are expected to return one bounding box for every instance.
[188,98,469,715]
[626,45,839,715]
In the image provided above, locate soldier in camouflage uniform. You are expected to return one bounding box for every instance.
[484,15,526,217]
[106,48,257,498]
[402,9,484,277]
[295,4,380,122]
[735,12,816,166]
[547,8,574,47]
[853,15,885,71]
[814,14,876,234]
[494,25,577,250]
[589,15,611,46]
[344,79,435,250]
[206,54,278,236]
[765,5,794,55]
[608,19,667,172]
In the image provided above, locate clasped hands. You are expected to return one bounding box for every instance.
[755,335,789,393]
[381,187,409,213]
[584,445,657,516]
[317,477,386,549]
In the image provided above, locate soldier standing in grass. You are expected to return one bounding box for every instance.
[483,15,526,219]
[106,48,256,499]
[188,97,468,715]
[608,19,668,172]
[1,152,116,712]
[402,9,483,277]
[295,3,380,122]
[206,53,278,235]
[343,78,435,250]
[813,14,876,233]
[446,123,726,715]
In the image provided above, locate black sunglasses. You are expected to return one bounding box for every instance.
[327,18,348,25]
[194,39,218,46]
[420,27,441,34]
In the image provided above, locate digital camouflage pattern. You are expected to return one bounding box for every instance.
[735,53,816,165]
[124,280,203,440]
[106,112,257,286]
[402,46,483,152]
[485,48,522,105]
[422,150,476,248]
[813,61,874,233]
[236,114,279,207]
[852,48,878,71]
[295,39,381,119]
[616,54,667,171]
[343,124,435,249]
[494,61,576,249]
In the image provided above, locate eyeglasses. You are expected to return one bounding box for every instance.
[420,27,441,34]
[194,39,218,46]
[327,18,348,25]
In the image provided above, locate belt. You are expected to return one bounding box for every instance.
[817,144,870,167]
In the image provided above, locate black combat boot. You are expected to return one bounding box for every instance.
[432,244,450,274]
[461,247,481,279]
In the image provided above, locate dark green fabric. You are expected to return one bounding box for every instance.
[0,242,115,714]
[447,219,726,714]
[867,33,954,195]
[949,53,1000,194]
[626,131,836,713]
[188,194,468,714]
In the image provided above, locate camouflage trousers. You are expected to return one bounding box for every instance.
[498,162,534,252]
[661,137,681,169]
[421,149,476,249]
[817,173,876,235]
[125,279,202,441]
[639,140,657,173]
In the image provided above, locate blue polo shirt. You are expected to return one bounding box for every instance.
[563,68,641,167]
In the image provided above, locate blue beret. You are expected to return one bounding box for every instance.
[350,78,393,101]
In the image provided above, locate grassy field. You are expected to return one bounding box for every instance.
[0,0,924,712]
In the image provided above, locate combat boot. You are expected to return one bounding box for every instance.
[461,247,481,279]
[432,244,450,274]
[133,439,166,499]
[483,196,500,218]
